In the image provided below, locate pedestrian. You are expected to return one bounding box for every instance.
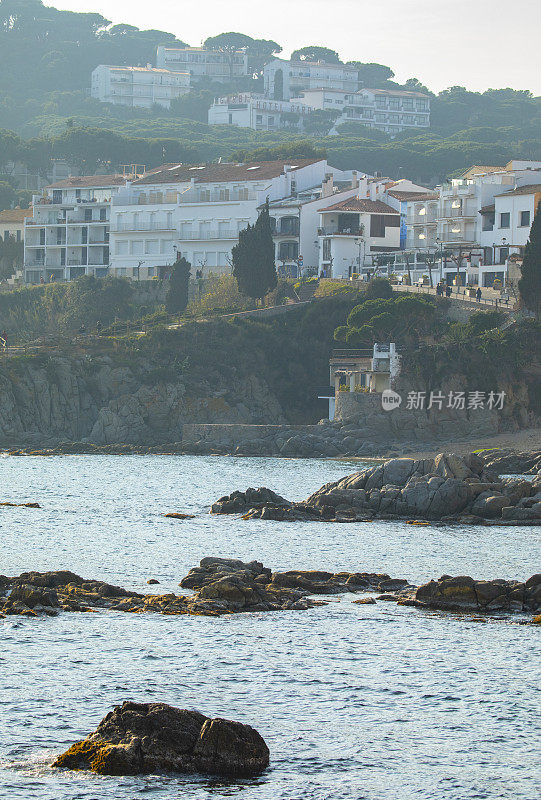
[445,284,452,298]
[476,287,482,303]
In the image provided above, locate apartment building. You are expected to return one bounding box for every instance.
[208,94,313,131]
[297,88,430,134]
[264,58,362,101]
[91,65,190,109]
[266,171,361,275]
[109,159,339,279]
[477,183,541,287]
[24,176,126,284]
[317,196,401,278]
[156,46,249,81]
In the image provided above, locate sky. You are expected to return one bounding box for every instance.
[51,0,540,95]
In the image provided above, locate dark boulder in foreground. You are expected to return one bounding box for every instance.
[52,701,269,777]
[212,453,541,524]
[415,573,541,613]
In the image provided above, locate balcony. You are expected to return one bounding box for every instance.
[318,227,363,237]
[180,229,238,240]
[111,223,176,232]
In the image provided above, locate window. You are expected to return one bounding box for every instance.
[520,210,530,227]
[52,190,62,204]
[145,240,159,254]
[115,241,129,255]
[279,216,299,235]
[278,240,298,261]
[100,208,107,221]
[322,238,331,261]
[499,212,510,229]
[84,208,93,221]
[16,230,21,242]
[370,215,386,238]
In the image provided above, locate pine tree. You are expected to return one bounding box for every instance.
[518,202,541,317]
[165,255,191,315]
[232,201,277,302]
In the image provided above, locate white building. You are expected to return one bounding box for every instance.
[109,159,340,279]
[91,65,190,109]
[208,94,312,131]
[24,175,126,284]
[266,171,362,276]
[477,182,541,287]
[317,195,401,278]
[297,87,431,135]
[156,46,249,81]
[264,58,362,101]
[0,207,33,244]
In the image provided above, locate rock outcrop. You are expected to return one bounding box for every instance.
[415,574,541,613]
[52,701,269,777]
[0,355,286,449]
[2,562,538,621]
[180,556,413,600]
[212,452,541,523]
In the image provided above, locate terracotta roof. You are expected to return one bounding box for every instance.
[46,175,127,189]
[132,159,322,185]
[0,207,33,223]
[320,197,399,214]
[387,190,438,202]
[459,165,505,179]
[479,204,495,214]
[494,183,541,197]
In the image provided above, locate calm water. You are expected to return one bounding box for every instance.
[0,455,539,800]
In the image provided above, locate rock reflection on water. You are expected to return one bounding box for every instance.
[0,455,539,800]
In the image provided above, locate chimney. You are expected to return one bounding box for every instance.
[322,172,334,198]
[351,170,358,189]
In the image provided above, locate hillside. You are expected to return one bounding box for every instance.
[0,1,540,187]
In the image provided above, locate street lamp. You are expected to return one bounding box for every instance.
[355,237,365,279]
[436,236,444,284]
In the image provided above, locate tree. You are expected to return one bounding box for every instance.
[518,202,541,317]
[246,39,281,76]
[291,46,341,64]
[404,77,432,95]
[232,201,277,302]
[302,109,341,136]
[0,180,16,211]
[346,62,394,87]
[204,32,253,80]
[0,234,22,279]
[166,254,191,315]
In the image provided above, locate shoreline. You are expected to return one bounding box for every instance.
[2,425,540,459]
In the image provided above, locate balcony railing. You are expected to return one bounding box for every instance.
[180,229,238,240]
[318,227,363,237]
[111,223,176,232]
[113,189,258,206]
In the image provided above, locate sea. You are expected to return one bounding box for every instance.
[0,455,539,800]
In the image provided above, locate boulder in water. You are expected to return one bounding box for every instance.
[52,701,269,777]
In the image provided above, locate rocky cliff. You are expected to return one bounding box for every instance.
[0,353,285,448]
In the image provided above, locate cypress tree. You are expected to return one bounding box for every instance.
[165,255,191,315]
[232,200,277,302]
[518,202,541,317]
